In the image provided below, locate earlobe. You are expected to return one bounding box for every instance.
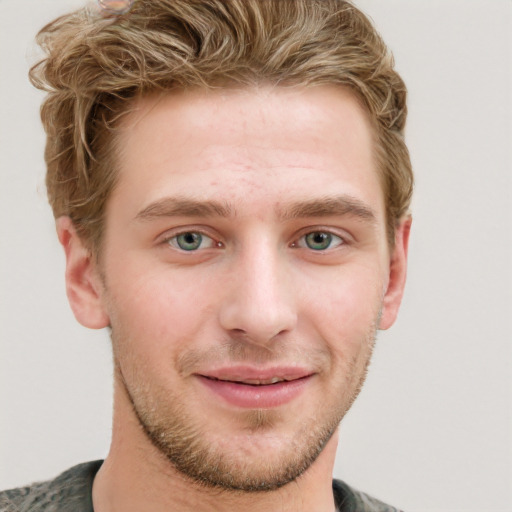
[56,217,110,329]
[379,216,412,330]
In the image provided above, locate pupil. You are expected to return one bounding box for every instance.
[306,232,331,250]
[178,232,201,250]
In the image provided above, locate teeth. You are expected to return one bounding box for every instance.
[218,377,285,385]
[207,375,290,385]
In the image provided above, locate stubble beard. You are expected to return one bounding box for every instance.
[113,327,377,494]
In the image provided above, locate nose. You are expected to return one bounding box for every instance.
[218,239,298,345]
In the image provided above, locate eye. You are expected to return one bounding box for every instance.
[167,232,217,251]
[296,231,344,251]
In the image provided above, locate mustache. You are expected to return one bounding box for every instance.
[177,336,332,376]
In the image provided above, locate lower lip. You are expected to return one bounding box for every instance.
[197,376,311,408]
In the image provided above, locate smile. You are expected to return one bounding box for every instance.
[196,367,313,408]
[204,376,291,386]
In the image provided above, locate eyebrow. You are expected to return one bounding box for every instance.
[134,195,376,223]
[278,195,377,223]
[135,197,233,221]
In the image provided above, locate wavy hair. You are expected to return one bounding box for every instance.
[30,0,413,251]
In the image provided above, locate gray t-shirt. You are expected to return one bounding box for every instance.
[0,461,403,512]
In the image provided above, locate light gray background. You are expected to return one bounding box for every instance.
[1,1,511,511]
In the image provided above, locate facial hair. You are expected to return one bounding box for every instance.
[112,325,377,493]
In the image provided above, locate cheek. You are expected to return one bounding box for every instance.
[301,265,383,353]
[105,263,216,358]
[309,276,381,394]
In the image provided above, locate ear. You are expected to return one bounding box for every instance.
[56,216,110,329]
[379,216,412,330]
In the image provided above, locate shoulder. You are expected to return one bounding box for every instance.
[333,479,404,512]
[0,460,102,512]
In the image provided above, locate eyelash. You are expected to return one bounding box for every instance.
[161,228,348,253]
[291,231,345,251]
[162,231,222,251]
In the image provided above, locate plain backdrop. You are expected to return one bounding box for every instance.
[0,1,511,511]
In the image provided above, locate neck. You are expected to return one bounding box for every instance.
[92,382,338,512]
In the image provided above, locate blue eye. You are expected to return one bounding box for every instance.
[298,232,343,251]
[168,232,215,251]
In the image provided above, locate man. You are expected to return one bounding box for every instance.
[0,0,413,510]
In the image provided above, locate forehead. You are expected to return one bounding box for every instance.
[112,85,383,219]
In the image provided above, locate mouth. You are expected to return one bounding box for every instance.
[196,367,313,408]
[202,375,300,386]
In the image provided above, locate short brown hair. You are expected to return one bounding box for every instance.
[30,0,413,251]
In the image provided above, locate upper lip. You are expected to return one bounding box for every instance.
[196,365,314,385]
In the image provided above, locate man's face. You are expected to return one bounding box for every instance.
[74,86,408,491]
